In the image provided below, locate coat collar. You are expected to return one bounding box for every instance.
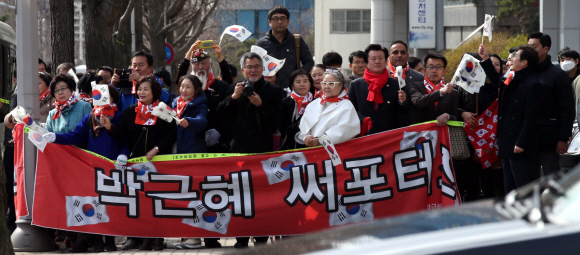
[536,55,553,72]
[301,90,348,132]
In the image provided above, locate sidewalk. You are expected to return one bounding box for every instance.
[15,237,259,255]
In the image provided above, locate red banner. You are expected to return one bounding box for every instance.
[31,123,459,237]
[14,124,29,217]
[464,100,499,168]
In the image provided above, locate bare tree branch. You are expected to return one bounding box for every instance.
[176,0,220,54]
[115,0,135,38]
[166,0,187,20]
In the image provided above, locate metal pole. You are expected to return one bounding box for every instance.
[11,0,54,251]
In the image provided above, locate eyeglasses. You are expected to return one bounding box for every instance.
[270,16,288,22]
[244,64,262,70]
[426,65,444,70]
[54,87,69,94]
[321,81,342,88]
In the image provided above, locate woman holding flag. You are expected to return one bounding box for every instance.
[297,68,359,147]
[43,84,126,252]
[46,74,93,134]
[279,69,314,149]
[100,75,176,251]
[173,74,208,154]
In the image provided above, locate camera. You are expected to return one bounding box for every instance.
[115,69,132,88]
[242,80,254,97]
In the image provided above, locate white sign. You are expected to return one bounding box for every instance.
[409,0,436,49]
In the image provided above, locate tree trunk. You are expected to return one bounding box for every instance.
[50,0,75,75]
[82,0,130,70]
[134,0,144,52]
[147,0,166,69]
[0,155,15,255]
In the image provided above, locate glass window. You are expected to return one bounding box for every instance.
[257,10,269,34]
[331,9,371,33]
[237,10,255,32]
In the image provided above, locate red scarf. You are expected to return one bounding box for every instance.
[135,100,159,125]
[320,91,349,105]
[504,71,514,85]
[93,103,118,118]
[388,61,410,79]
[78,92,93,104]
[424,77,445,108]
[363,68,390,104]
[314,89,322,99]
[39,88,51,103]
[175,96,193,118]
[204,70,216,90]
[290,91,313,117]
[52,95,79,120]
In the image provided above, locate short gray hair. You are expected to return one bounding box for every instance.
[324,68,345,85]
[240,52,264,68]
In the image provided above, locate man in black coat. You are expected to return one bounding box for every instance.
[349,44,407,135]
[217,52,285,248]
[527,32,575,175]
[388,41,424,127]
[497,45,541,192]
[256,6,314,88]
[409,52,459,126]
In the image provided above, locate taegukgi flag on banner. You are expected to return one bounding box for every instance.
[329,195,374,226]
[400,130,438,157]
[451,54,487,94]
[182,201,231,235]
[91,81,111,106]
[261,152,308,185]
[251,45,285,77]
[219,25,252,44]
[66,196,110,227]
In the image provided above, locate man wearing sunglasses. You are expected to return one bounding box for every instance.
[409,52,459,126]
[256,5,314,89]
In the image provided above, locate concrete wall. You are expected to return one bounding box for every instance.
[540,0,580,59]
[315,0,372,69]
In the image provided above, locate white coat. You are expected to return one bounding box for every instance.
[297,90,360,145]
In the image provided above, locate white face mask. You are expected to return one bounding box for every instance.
[561,60,576,72]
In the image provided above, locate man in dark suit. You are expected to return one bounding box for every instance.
[348,44,407,136]
[527,32,575,175]
[497,45,541,192]
[388,41,425,127]
[408,52,459,126]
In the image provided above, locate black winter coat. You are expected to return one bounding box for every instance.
[409,80,459,124]
[398,69,424,127]
[217,77,285,153]
[111,104,177,158]
[533,55,575,151]
[497,67,539,159]
[349,77,407,134]
[256,30,314,88]
[278,96,306,150]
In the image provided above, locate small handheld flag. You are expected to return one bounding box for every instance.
[395,65,406,90]
[451,54,487,94]
[91,81,111,106]
[319,135,341,166]
[152,102,179,123]
[219,25,252,45]
[251,45,285,77]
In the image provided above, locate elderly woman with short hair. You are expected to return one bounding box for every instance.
[297,68,360,147]
[46,74,93,134]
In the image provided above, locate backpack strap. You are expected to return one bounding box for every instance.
[294,34,301,70]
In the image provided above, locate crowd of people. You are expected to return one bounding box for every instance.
[3,4,579,252]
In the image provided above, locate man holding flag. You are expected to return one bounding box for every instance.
[388,40,424,126]
[409,52,459,126]
[495,45,541,192]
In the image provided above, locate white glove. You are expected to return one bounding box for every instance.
[205,129,221,147]
[116,154,128,167]
[40,122,47,128]
[42,133,56,143]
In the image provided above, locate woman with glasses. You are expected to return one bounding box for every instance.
[46,74,93,134]
[280,69,314,149]
[297,68,359,147]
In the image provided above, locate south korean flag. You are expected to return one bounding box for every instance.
[66,196,110,227]
[117,161,158,183]
[182,201,231,235]
[400,130,438,157]
[261,152,307,185]
[329,195,374,226]
[91,81,110,106]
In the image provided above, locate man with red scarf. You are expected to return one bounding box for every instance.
[409,52,459,126]
[388,40,425,126]
[349,44,407,136]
